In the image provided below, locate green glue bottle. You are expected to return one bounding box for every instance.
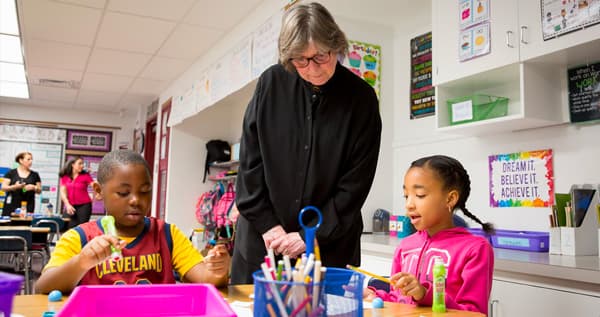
[100,215,122,261]
[432,257,446,313]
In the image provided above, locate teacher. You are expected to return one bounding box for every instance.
[59,156,94,228]
[2,152,42,216]
[232,2,382,284]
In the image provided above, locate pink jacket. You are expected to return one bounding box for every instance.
[372,227,493,315]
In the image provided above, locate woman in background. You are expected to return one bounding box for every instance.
[2,152,42,216]
[59,156,94,228]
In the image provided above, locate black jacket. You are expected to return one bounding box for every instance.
[234,62,381,270]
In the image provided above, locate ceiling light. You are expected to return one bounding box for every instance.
[0,34,23,63]
[0,0,19,35]
[0,0,28,99]
[0,62,26,82]
[0,81,28,98]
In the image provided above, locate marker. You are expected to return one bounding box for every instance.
[100,216,122,261]
[346,265,391,284]
[261,263,288,317]
[283,255,293,281]
[312,261,322,309]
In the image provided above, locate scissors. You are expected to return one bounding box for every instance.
[298,205,322,257]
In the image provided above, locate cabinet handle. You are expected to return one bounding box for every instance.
[490,299,499,317]
[506,31,514,48]
[520,26,529,44]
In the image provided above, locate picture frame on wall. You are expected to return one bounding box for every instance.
[66,129,112,152]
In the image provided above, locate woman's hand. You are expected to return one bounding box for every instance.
[65,204,76,215]
[13,181,26,191]
[269,232,306,258]
[390,272,426,301]
[24,184,36,192]
[75,235,126,270]
[262,225,286,250]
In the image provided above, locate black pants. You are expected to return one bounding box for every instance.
[66,202,92,228]
[230,247,262,285]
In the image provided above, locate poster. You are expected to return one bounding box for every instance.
[568,61,600,123]
[342,40,381,97]
[410,32,435,119]
[489,149,554,208]
[459,22,491,61]
[542,0,600,40]
[66,154,104,215]
[459,0,490,29]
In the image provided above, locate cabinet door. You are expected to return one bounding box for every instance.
[490,279,600,317]
[433,0,520,85]
[518,0,600,61]
[361,254,392,277]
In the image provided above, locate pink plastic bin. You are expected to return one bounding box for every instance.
[0,271,24,317]
[57,284,235,317]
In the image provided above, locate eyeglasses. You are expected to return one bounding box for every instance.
[290,51,331,68]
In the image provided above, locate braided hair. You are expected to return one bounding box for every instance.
[410,155,495,234]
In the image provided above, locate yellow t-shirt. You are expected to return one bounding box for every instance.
[45,222,203,279]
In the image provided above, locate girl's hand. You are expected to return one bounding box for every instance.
[363,287,378,300]
[205,244,230,275]
[390,272,426,301]
[76,235,126,270]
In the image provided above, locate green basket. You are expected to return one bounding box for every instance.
[447,94,509,125]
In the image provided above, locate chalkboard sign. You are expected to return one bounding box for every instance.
[568,62,600,123]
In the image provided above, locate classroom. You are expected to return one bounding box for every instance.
[1,0,599,316]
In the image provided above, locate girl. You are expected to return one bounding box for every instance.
[59,156,94,228]
[366,155,494,315]
[2,152,42,216]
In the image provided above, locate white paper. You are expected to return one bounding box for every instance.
[452,100,473,122]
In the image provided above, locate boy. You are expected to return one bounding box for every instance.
[35,150,230,294]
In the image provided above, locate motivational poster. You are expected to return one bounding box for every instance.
[489,149,554,208]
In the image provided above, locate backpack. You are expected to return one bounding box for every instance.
[195,185,223,229]
[213,183,236,230]
[203,140,231,182]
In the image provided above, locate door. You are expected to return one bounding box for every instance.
[155,99,171,220]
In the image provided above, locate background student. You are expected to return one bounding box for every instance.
[59,156,94,228]
[35,150,230,294]
[232,1,381,284]
[365,155,494,315]
[1,151,42,216]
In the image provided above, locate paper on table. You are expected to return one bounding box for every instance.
[229,301,253,317]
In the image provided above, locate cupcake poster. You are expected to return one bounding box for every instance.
[342,40,381,97]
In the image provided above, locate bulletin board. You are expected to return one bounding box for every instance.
[0,140,63,213]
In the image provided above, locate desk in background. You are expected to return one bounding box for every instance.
[13,284,483,317]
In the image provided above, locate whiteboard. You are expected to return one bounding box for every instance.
[0,140,64,213]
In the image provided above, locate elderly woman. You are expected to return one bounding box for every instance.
[232,2,382,283]
[2,152,42,216]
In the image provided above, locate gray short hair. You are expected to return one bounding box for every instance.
[97,150,151,184]
[279,2,348,72]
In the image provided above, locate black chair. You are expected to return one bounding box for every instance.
[31,217,64,263]
[0,230,46,294]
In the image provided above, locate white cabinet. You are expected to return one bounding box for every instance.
[432,0,519,86]
[518,0,600,61]
[490,278,600,317]
[431,0,600,134]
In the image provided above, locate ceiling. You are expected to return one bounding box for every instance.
[0,0,425,115]
[0,0,264,114]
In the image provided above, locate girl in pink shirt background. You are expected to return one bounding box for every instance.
[60,156,94,228]
[366,155,495,315]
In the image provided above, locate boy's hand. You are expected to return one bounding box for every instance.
[390,272,426,301]
[204,244,230,275]
[76,235,126,270]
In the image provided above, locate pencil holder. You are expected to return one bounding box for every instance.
[549,227,562,255]
[253,267,363,317]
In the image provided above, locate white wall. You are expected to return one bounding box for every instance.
[0,102,135,148]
